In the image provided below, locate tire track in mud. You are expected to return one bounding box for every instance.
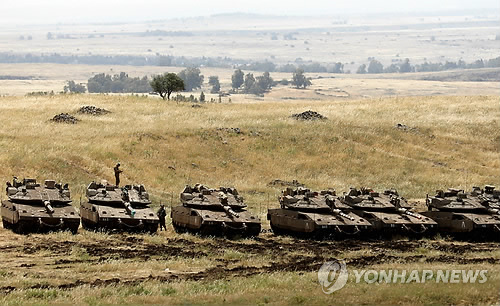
[1,253,497,294]
[2,234,497,293]
[18,234,500,264]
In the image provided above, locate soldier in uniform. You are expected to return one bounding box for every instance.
[114,163,122,186]
[157,204,167,231]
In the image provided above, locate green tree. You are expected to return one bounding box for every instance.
[356,64,367,74]
[399,58,413,73]
[87,73,151,93]
[468,59,485,69]
[367,59,384,73]
[291,68,311,88]
[199,91,205,102]
[329,62,344,73]
[63,80,86,93]
[384,64,399,73]
[256,71,273,91]
[150,73,184,100]
[231,69,244,89]
[177,67,204,91]
[87,73,113,93]
[244,73,255,92]
[208,76,220,93]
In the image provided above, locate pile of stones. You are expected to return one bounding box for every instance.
[51,113,79,124]
[77,105,110,115]
[291,110,327,121]
[217,127,242,134]
[394,123,419,133]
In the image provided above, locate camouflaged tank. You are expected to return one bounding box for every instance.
[1,178,80,234]
[171,184,261,237]
[80,181,159,233]
[267,187,371,238]
[477,185,500,210]
[421,188,500,240]
[339,187,437,237]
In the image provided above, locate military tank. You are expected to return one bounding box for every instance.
[339,187,437,237]
[171,184,261,237]
[476,185,500,210]
[267,187,372,238]
[421,188,500,240]
[1,178,80,234]
[80,181,159,233]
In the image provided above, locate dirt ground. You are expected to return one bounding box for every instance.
[1,227,498,294]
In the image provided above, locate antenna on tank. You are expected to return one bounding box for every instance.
[267,193,270,211]
[465,169,468,192]
[259,197,262,219]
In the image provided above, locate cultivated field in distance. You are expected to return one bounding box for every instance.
[1,13,498,65]
[0,11,499,96]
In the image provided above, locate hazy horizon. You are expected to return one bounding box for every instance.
[3,0,499,25]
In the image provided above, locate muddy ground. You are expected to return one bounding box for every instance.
[0,228,498,295]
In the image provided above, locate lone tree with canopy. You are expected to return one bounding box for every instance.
[231,69,244,89]
[291,68,312,89]
[150,73,184,100]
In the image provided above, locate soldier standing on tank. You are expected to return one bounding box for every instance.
[114,163,122,186]
[157,204,167,231]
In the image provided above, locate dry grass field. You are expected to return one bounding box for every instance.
[0,94,498,203]
[0,10,499,305]
[0,93,498,304]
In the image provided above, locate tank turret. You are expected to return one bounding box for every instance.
[475,185,500,210]
[268,187,371,238]
[80,180,159,233]
[422,187,500,240]
[339,187,437,237]
[1,178,80,234]
[171,184,261,237]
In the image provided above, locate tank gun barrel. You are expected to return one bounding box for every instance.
[43,200,55,214]
[222,205,239,218]
[332,208,355,221]
[398,208,421,219]
[217,191,239,218]
[487,208,500,215]
[124,202,136,217]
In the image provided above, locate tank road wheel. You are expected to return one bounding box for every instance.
[172,221,186,234]
[81,219,95,232]
[68,225,79,235]
[14,222,26,235]
[244,225,261,238]
[270,224,285,236]
[2,220,11,230]
[146,224,158,235]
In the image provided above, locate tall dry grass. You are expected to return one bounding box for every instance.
[0,94,498,218]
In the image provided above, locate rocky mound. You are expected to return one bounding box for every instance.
[51,113,79,124]
[77,105,110,115]
[291,110,327,121]
[217,127,242,134]
[394,123,419,133]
